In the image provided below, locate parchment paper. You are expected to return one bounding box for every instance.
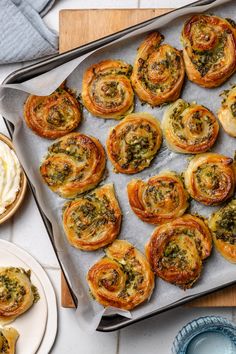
[0,0,236,332]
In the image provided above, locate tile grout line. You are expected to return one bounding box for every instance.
[9,217,14,243]
[116,330,120,354]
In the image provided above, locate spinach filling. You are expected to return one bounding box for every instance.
[195,164,220,193]
[215,207,236,245]
[0,332,9,353]
[117,260,144,298]
[138,50,181,93]
[70,194,117,238]
[48,138,88,162]
[144,181,179,211]
[161,242,188,270]
[47,108,66,127]
[0,275,26,307]
[118,124,157,169]
[230,102,236,117]
[191,32,227,76]
[45,162,72,186]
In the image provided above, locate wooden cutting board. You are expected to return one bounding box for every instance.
[59,9,236,308]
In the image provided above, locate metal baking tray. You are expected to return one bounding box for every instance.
[2,0,234,332]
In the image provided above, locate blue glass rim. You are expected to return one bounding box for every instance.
[172,316,236,354]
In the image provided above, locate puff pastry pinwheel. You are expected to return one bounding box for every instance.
[63,184,122,251]
[127,171,189,225]
[209,199,236,263]
[24,85,81,139]
[131,32,185,106]
[146,214,212,289]
[87,240,154,310]
[81,60,134,119]
[40,132,106,198]
[181,15,236,88]
[162,99,219,154]
[185,153,236,206]
[0,267,39,325]
[106,113,162,174]
[0,327,19,354]
[218,85,236,137]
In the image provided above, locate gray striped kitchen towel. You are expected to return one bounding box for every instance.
[0,0,58,63]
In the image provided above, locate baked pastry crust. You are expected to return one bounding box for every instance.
[162,99,219,153]
[0,327,19,354]
[24,85,81,139]
[131,32,185,106]
[40,132,106,198]
[218,85,236,137]
[146,214,212,289]
[181,15,236,88]
[82,60,134,119]
[87,240,154,310]
[127,171,189,224]
[63,184,122,251]
[185,153,236,205]
[106,112,162,174]
[0,267,37,324]
[209,199,236,263]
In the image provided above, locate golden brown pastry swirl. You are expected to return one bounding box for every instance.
[40,132,106,198]
[127,171,189,225]
[209,199,236,263]
[24,86,81,139]
[82,60,134,119]
[106,113,162,174]
[0,267,38,324]
[0,327,19,354]
[218,85,236,137]
[181,15,236,88]
[63,184,122,251]
[131,32,185,106]
[162,99,219,153]
[87,240,154,310]
[146,214,212,289]
[185,153,236,206]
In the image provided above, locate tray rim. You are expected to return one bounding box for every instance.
[2,0,233,332]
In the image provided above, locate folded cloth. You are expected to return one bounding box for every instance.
[0,0,58,64]
[26,0,56,16]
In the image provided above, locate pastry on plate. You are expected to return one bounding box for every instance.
[162,99,219,153]
[131,32,185,106]
[218,85,236,137]
[185,153,236,205]
[24,85,81,139]
[40,132,106,198]
[146,214,212,289]
[82,60,134,119]
[106,112,162,174]
[0,327,19,354]
[63,184,122,251]
[87,240,154,310]
[209,199,236,263]
[127,171,189,224]
[181,14,236,88]
[0,267,39,324]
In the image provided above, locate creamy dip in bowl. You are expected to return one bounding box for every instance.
[0,134,27,224]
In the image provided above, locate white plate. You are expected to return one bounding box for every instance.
[0,240,57,354]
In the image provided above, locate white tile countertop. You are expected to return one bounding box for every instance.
[0,1,236,353]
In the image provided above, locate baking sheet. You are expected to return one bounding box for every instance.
[0,0,236,332]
